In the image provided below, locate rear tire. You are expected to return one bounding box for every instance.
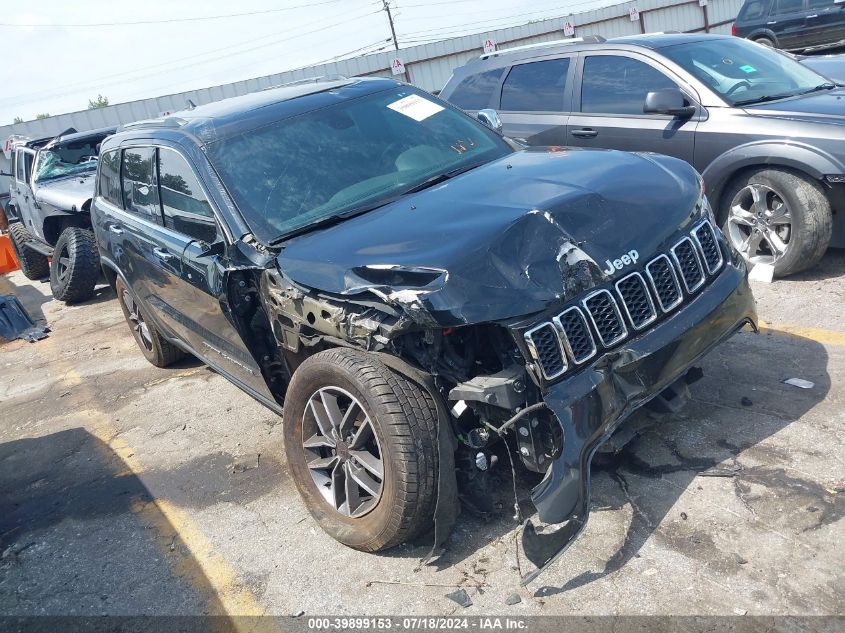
[753,36,775,48]
[721,168,832,277]
[49,228,100,303]
[115,277,185,367]
[8,222,49,280]
[284,348,439,552]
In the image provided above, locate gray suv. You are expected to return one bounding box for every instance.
[441,33,845,277]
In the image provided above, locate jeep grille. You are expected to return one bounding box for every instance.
[525,220,724,382]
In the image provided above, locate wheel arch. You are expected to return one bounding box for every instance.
[42,210,93,247]
[703,142,842,223]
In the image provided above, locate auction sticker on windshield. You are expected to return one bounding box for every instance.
[388,94,444,122]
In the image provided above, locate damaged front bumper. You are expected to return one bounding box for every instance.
[521,260,756,584]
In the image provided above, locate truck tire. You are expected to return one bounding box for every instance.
[284,348,438,552]
[8,222,49,280]
[115,277,185,367]
[49,228,100,303]
[721,168,832,278]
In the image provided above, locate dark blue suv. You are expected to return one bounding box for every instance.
[734,0,845,51]
[91,77,755,584]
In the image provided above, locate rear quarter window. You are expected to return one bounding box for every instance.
[446,68,504,110]
[738,0,773,20]
[501,58,570,112]
[98,150,122,207]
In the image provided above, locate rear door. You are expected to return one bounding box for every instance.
[497,56,574,146]
[566,52,698,163]
[804,0,845,46]
[766,0,809,49]
[152,146,273,400]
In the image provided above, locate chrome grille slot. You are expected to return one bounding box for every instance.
[582,289,627,347]
[671,237,705,293]
[645,254,682,312]
[615,272,657,330]
[553,306,596,364]
[692,221,723,274]
[524,322,567,380]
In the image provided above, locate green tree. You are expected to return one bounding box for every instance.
[35,113,51,119]
[88,94,109,109]
[13,116,23,124]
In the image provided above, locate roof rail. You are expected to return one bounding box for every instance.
[480,35,606,59]
[261,74,349,91]
[117,117,187,132]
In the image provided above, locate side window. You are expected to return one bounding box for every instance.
[14,151,24,182]
[581,55,678,115]
[121,147,160,220]
[157,147,218,243]
[740,0,772,19]
[447,68,504,110]
[807,0,832,8]
[98,150,122,207]
[772,0,804,14]
[22,152,34,183]
[501,58,571,112]
[10,152,17,182]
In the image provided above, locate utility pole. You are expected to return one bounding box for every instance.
[382,0,411,83]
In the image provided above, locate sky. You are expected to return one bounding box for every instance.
[0,0,616,124]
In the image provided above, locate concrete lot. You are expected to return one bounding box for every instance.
[0,252,843,618]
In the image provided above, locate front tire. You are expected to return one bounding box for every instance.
[8,222,49,280]
[115,277,185,367]
[721,168,832,277]
[284,348,439,552]
[49,228,100,303]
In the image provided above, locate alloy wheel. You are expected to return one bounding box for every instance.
[302,386,384,518]
[122,289,153,351]
[727,183,792,266]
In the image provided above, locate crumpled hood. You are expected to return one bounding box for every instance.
[275,147,702,326]
[34,172,96,211]
[743,89,845,127]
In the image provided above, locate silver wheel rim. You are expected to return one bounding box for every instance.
[122,289,153,351]
[727,183,792,266]
[302,386,384,518]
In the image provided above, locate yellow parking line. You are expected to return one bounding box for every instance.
[55,363,280,630]
[758,320,845,347]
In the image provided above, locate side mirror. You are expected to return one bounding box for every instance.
[643,89,697,118]
[477,108,503,134]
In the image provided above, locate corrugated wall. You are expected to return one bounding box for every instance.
[1,0,743,184]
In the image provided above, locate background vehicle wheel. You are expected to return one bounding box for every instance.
[753,36,775,48]
[284,348,438,552]
[115,277,185,367]
[721,168,832,277]
[49,228,100,303]
[8,222,49,280]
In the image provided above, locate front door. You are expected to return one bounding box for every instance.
[804,0,845,46]
[566,53,698,164]
[13,147,36,234]
[152,146,274,402]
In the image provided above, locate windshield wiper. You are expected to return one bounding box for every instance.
[399,162,484,195]
[734,83,836,106]
[268,198,399,245]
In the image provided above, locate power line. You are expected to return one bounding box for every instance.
[0,0,348,28]
[1,9,382,107]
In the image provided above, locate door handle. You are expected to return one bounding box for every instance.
[571,128,599,139]
[807,13,819,18]
[153,247,175,261]
[109,225,124,235]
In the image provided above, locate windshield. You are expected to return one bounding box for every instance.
[34,138,101,182]
[205,87,511,243]
[661,38,832,106]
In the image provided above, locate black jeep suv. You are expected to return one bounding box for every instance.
[91,77,756,582]
[5,127,115,302]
